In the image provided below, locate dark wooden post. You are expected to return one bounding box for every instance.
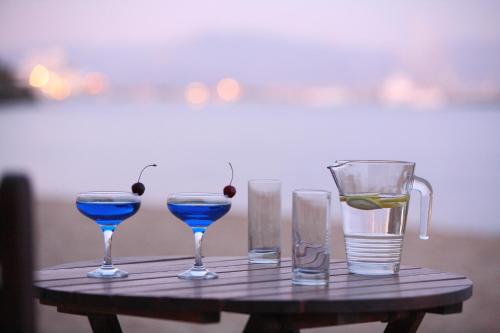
[88,314,123,333]
[244,314,300,333]
[0,174,35,333]
[384,312,425,333]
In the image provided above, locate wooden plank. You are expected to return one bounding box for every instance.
[232,277,471,301]
[37,276,471,316]
[35,257,355,280]
[115,268,435,298]
[39,288,222,313]
[36,262,416,288]
[35,256,255,281]
[244,311,413,331]
[129,272,464,302]
[39,256,297,273]
[43,256,334,270]
[34,259,298,290]
[224,284,472,314]
[427,302,463,314]
[164,270,452,299]
[57,304,221,324]
[39,265,423,298]
[40,261,349,292]
[44,256,195,270]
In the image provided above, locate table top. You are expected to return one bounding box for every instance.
[34,256,472,317]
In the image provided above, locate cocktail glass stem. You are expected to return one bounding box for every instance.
[87,224,128,278]
[177,227,217,280]
[193,230,205,269]
[101,227,115,268]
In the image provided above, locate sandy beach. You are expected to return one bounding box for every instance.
[34,199,500,332]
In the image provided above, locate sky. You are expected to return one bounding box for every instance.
[1,1,499,50]
[1,0,499,100]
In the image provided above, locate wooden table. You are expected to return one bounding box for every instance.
[34,256,472,333]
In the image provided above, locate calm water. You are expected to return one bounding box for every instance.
[1,100,499,235]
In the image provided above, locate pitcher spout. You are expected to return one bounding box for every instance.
[327,160,350,193]
[327,160,350,170]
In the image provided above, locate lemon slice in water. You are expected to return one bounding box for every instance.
[343,195,409,210]
[346,197,382,210]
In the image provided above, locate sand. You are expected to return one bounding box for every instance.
[34,199,500,332]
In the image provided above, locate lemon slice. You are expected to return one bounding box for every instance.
[378,195,409,208]
[342,194,409,210]
[346,197,382,210]
[378,202,401,208]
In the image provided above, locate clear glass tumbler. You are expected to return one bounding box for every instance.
[248,179,281,264]
[292,190,331,285]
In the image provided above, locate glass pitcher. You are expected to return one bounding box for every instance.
[327,160,433,275]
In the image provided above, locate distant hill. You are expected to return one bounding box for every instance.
[0,63,34,104]
[1,32,499,91]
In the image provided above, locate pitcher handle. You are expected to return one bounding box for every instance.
[412,175,433,240]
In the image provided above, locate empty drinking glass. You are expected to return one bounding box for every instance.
[292,190,331,285]
[248,179,281,264]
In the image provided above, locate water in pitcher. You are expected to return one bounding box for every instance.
[340,194,409,275]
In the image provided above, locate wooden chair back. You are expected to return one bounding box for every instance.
[0,174,35,333]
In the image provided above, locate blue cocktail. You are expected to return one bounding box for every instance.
[167,193,231,279]
[76,191,141,278]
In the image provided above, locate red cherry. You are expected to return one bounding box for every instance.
[223,162,236,198]
[131,164,157,196]
[132,182,145,195]
[224,185,236,198]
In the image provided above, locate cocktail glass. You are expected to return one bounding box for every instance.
[167,192,231,280]
[76,191,141,278]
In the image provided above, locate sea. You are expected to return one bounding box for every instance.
[1,99,499,235]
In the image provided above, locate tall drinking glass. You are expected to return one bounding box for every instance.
[248,179,281,264]
[292,190,331,285]
[167,193,231,280]
[76,191,141,278]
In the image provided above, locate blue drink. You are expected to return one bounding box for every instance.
[76,191,141,278]
[167,202,230,233]
[77,201,140,230]
[167,193,232,280]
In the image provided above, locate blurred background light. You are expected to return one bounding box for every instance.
[185,82,209,106]
[29,64,50,88]
[40,72,71,100]
[216,78,241,102]
[84,72,107,95]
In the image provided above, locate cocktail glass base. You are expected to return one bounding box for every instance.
[87,266,129,278]
[178,266,218,280]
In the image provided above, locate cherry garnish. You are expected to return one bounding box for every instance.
[223,162,236,198]
[131,182,146,196]
[131,164,157,196]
